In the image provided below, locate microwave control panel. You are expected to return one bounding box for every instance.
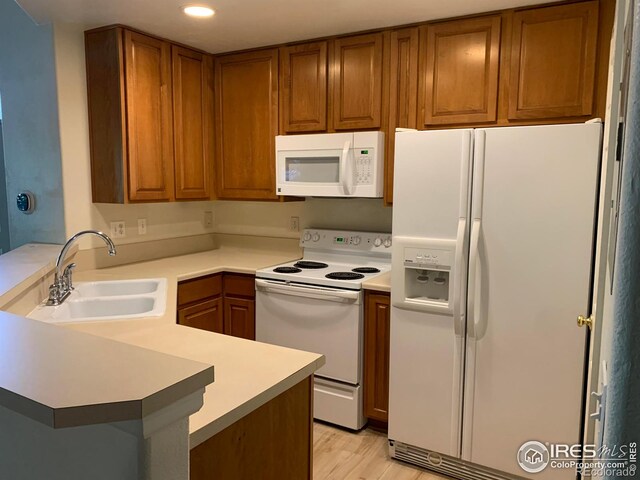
[355,150,374,185]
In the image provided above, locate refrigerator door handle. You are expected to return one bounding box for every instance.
[453,217,467,336]
[467,219,481,339]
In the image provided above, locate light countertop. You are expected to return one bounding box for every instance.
[24,244,325,446]
[0,310,214,428]
[0,243,63,306]
[362,271,391,293]
[0,240,404,444]
[63,244,324,447]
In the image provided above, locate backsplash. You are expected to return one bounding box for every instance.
[214,198,393,238]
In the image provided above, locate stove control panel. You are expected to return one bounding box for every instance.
[300,229,392,253]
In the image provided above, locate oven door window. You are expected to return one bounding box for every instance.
[285,156,340,183]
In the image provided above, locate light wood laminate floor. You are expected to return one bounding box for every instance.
[314,422,450,480]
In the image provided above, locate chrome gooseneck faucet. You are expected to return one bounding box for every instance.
[47,230,117,306]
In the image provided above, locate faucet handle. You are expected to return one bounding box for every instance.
[46,283,60,306]
[62,263,77,291]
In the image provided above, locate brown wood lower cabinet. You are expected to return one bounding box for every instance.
[190,376,313,480]
[177,273,256,340]
[224,297,256,340]
[364,290,391,425]
[178,298,223,333]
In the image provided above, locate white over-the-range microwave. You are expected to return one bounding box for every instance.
[275,131,384,198]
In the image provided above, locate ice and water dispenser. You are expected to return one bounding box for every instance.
[391,237,457,314]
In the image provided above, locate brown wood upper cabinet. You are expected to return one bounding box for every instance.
[172,46,214,200]
[507,1,599,120]
[333,33,384,130]
[386,27,419,204]
[123,31,175,202]
[214,49,279,200]
[280,42,328,133]
[85,27,213,203]
[419,16,501,126]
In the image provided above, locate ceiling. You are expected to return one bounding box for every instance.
[17,0,558,54]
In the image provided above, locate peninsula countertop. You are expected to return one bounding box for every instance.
[0,310,214,429]
[38,244,326,447]
[1,240,401,446]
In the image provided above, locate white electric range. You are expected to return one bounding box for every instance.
[255,229,391,430]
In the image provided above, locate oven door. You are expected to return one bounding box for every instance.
[255,279,363,384]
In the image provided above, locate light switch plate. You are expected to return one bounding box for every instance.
[204,211,214,229]
[110,221,126,238]
[137,218,147,235]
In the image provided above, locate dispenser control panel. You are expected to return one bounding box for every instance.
[404,247,453,270]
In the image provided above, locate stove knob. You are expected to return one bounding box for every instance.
[383,238,392,248]
[312,233,320,242]
[352,236,361,246]
[373,237,382,247]
[303,232,311,241]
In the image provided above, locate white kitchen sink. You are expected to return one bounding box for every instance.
[75,279,162,297]
[28,278,167,323]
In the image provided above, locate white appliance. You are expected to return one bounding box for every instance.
[389,123,602,480]
[255,229,392,429]
[275,132,384,197]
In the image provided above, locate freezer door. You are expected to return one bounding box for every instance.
[389,129,473,458]
[392,129,473,238]
[462,124,601,479]
[389,307,465,457]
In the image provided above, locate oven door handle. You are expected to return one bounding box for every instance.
[255,279,361,303]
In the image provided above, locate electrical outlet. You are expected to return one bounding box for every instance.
[110,221,126,238]
[204,211,214,229]
[137,218,147,235]
[290,216,300,232]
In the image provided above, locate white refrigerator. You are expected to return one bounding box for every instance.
[389,123,601,480]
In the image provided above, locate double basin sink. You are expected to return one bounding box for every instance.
[29,278,167,323]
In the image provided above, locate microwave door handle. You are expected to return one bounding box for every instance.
[341,140,353,195]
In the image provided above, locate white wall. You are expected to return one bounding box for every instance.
[0,0,66,248]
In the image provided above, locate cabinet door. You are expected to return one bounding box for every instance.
[172,46,213,200]
[224,297,256,340]
[386,28,419,204]
[178,297,223,333]
[123,31,174,202]
[333,33,383,130]
[214,49,279,200]
[280,42,328,133]
[420,16,501,126]
[508,1,598,120]
[364,292,391,423]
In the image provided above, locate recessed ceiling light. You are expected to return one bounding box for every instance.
[182,5,215,17]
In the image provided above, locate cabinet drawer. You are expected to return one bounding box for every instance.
[223,274,256,298]
[178,274,222,306]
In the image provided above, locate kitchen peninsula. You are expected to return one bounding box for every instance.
[0,240,325,480]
